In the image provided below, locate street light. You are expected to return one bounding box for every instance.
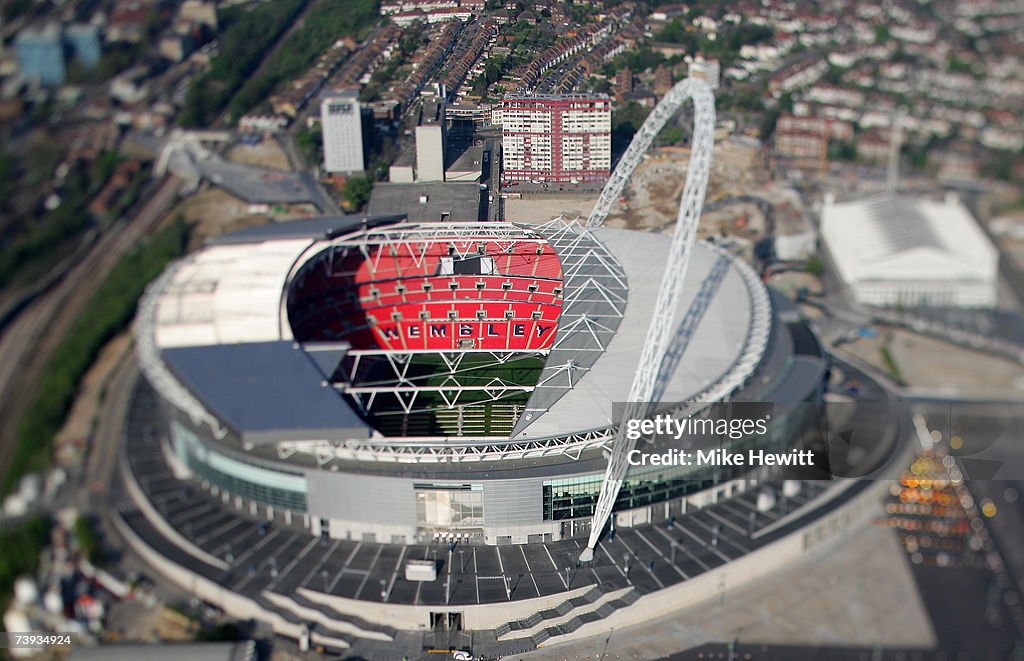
[380,578,387,601]
[503,575,511,600]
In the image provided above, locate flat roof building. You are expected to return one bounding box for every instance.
[415,97,446,182]
[821,193,998,308]
[367,181,483,222]
[501,93,612,185]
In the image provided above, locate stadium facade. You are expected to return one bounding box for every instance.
[134,214,829,548]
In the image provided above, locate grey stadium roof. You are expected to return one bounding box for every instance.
[512,225,759,439]
[139,216,772,463]
[162,341,372,445]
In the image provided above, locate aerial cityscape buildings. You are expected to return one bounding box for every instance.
[0,0,1022,659]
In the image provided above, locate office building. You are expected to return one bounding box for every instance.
[14,23,103,87]
[415,97,446,182]
[320,90,365,174]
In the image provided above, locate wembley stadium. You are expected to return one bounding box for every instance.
[132,213,827,547]
[110,80,896,654]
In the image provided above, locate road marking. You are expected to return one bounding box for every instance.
[520,545,541,597]
[353,545,384,599]
[635,528,687,579]
[652,525,708,572]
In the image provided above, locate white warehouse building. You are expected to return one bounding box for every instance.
[821,193,998,308]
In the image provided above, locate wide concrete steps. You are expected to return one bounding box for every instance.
[495,584,640,646]
[262,589,396,641]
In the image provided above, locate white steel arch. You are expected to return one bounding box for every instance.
[579,77,716,561]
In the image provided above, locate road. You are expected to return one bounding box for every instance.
[278,132,342,214]
[0,175,183,483]
[81,350,140,511]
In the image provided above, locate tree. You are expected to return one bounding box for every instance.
[470,75,488,98]
[295,125,322,166]
[759,107,781,141]
[342,176,372,210]
[827,139,856,162]
[484,57,504,85]
[612,102,650,153]
[657,125,686,146]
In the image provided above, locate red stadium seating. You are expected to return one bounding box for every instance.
[288,237,565,351]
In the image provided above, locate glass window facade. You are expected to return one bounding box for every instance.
[543,468,714,521]
[543,399,821,521]
[171,420,307,511]
[414,483,484,528]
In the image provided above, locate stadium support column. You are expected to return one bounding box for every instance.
[579,78,716,562]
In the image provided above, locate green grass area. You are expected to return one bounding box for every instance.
[360,353,546,389]
[73,515,102,565]
[805,256,824,277]
[354,353,546,437]
[1,218,190,495]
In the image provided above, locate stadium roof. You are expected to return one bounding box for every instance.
[143,218,769,450]
[156,215,405,348]
[514,227,757,438]
[820,193,997,285]
[162,341,372,445]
